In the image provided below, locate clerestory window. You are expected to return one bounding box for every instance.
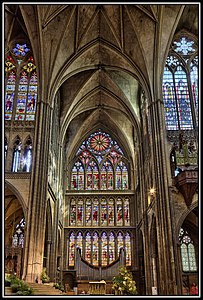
[162,36,198,130]
[70,129,129,190]
[5,43,38,121]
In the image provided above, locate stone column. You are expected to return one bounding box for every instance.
[46,240,52,275]
[149,98,177,295]
[151,254,157,288]
[22,100,52,283]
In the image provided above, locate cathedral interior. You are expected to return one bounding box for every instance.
[4,3,199,296]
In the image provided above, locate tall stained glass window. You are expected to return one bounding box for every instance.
[162,36,198,130]
[5,43,38,121]
[12,218,25,248]
[22,137,32,172]
[70,129,129,190]
[12,138,22,172]
[69,232,75,266]
[179,228,197,272]
[76,232,83,255]
[92,232,99,265]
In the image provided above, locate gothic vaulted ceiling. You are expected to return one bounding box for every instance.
[4,4,199,159]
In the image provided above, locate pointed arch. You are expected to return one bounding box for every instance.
[68,128,130,191]
[5,43,38,122]
[162,33,198,130]
[22,135,32,172]
[11,136,22,172]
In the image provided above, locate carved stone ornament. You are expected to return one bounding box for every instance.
[173,169,198,206]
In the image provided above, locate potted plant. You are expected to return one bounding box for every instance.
[40,268,50,284]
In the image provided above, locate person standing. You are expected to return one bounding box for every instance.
[189,282,198,295]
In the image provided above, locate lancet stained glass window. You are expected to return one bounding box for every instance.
[179,228,197,272]
[12,218,25,248]
[162,36,198,130]
[5,43,38,121]
[12,138,22,172]
[22,137,32,172]
[70,129,129,190]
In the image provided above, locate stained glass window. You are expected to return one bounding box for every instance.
[109,232,115,263]
[85,232,91,263]
[125,232,131,266]
[101,198,108,226]
[86,159,99,190]
[69,232,75,266]
[5,44,38,121]
[76,232,83,255]
[12,138,22,172]
[101,232,108,266]
[12,218,25,248]
[5,71,16,120]
[69,197,130,227]
[70,199,76,226]
[77,199,84,226]
[92,232,99,265]
[190,57,198,124]
[93,198,99,226]
[179,228,197,272]
[71,161,84,190]
[22,137,32,172]
[124,199,130,226]
[117,232,124,258]
[68,230,131,267]
[163,36,198,130]
[108,198,114,226]
[85,198,92,226]
[70,129,129,190]
[116,198,123,226]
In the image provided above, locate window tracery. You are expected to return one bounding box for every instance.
[5,43,38,121]
[70,129,129,190]
[179,228,197,272]
[163,35,198,130]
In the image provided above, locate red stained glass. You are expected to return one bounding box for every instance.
[90,134,110,152]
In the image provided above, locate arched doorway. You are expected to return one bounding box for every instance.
[178,206,198,295]
[5,183,26,278]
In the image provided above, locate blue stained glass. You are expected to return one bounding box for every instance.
[18,85,28,92]
[5,45,37,122]
[13,44,30,57]
[163,68,179,130]
[26,94,36,113]
[5,92,14,112]
[174,66,193,129]
[190,61,198,123]
[173,37,195,55]
[114,141,124,154]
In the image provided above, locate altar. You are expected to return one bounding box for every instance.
[88,280,106,295]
